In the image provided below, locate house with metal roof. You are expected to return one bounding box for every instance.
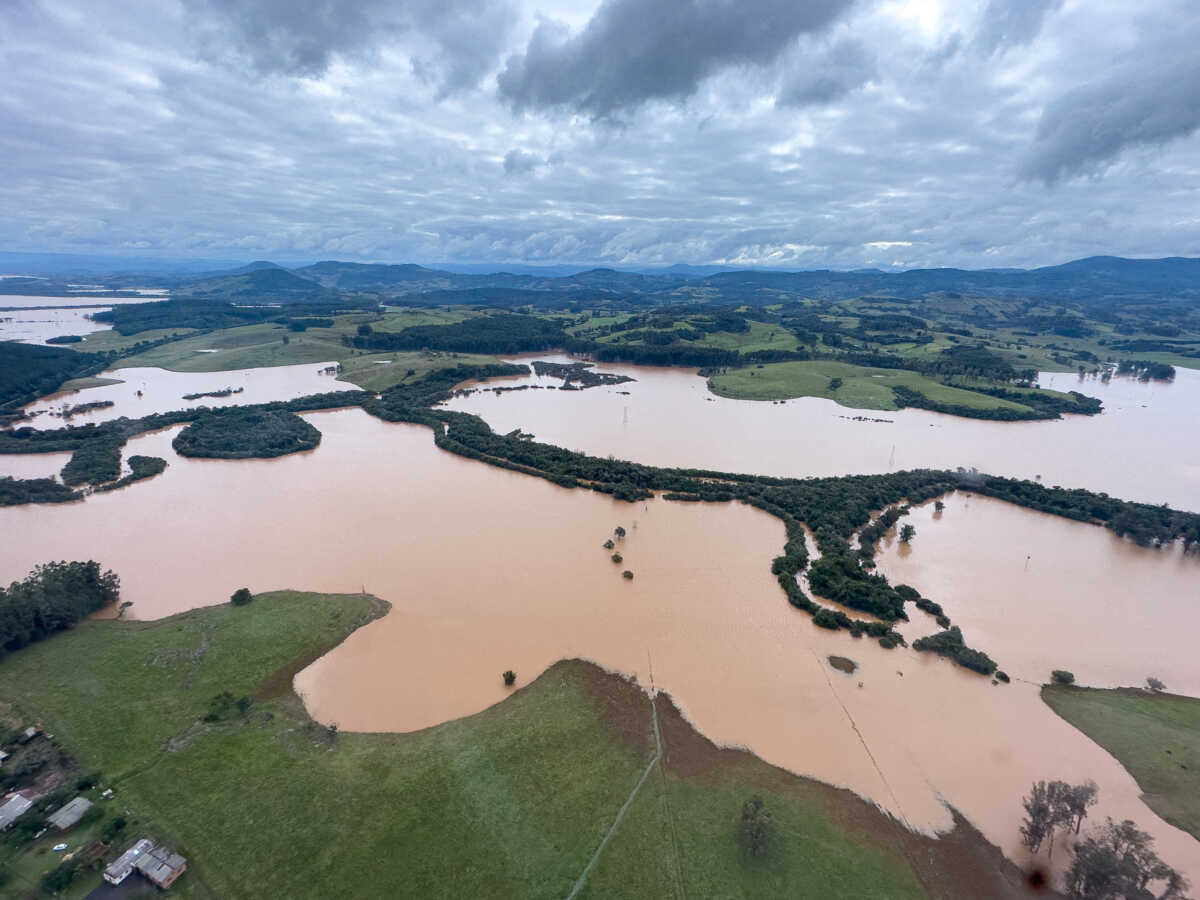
[135,843,188,889]
[47,796,93,830]
[104,838,153,884]
[0,795,33,831]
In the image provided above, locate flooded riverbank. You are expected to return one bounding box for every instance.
[876,493,1200,696]
[15,362,354,431]
[0,306,111,344]
[1,406,1195,882]
[445,357,1200,512]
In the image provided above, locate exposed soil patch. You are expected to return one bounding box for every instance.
[591,664,1060,900]
[255,594,390,703]
[571,658,652,761]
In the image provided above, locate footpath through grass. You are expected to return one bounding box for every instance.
[1042,685,1200,842]
[0,590,1034,898]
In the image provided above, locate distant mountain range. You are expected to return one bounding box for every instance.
[3,252,1199,306]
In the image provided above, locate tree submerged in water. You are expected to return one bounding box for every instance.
[899,523,916,543]
[614,526,626,539]
[502,670,516,687]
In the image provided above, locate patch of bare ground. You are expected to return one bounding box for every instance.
[568,658,1056,900]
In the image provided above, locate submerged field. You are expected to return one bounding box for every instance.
[0,591,1038,899]
[1042,686,1200,842]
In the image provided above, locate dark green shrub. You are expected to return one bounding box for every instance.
[1051,669,1075,685]
[502,670,516,687]
[230,588,253,606]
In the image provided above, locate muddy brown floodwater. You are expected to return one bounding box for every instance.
[445,357,1200,512]
[0,306,112,344]
[1,405,1196,883]
[876,492,1200,697]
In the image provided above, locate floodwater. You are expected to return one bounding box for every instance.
[0,405,1196,882]
[444,357,1200,512]
[0,294,158,307]
[0,306,111,344]
[875,493,1200,696]
[15,362,355,431]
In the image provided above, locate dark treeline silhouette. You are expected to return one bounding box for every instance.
[60,435,123,486]
[95,455,167,492]
[0,561,120,657]
[912,626,998,675]
[0,476,78,506]
[173,407,322,458]
[351,314,567,354]
[0,341,107,413]
[891,385,1101,421]
[1115,359,1177,381]
[94,299,367,335]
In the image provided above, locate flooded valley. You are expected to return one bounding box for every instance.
[2,366,1198,880]
[445,358,1200,512]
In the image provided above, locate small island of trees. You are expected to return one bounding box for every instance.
[173,408,322,459]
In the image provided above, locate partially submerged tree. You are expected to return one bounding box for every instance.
[1147,676,1166,693]
[740,795,775,858]
[614,526,626,539]
[1052,669,1075,685]
[1065,818,1190,900]
[1021,779,1098,858]
[502,670,516,687]
[899,523,916,543]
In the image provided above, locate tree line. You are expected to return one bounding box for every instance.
[0,561,120,657]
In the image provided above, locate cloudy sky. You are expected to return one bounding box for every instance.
[2,0,1199,268]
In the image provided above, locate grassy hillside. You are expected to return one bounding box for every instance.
[707,359,1037,412]
[0,591,1038,899]
[1042,685,1200,841]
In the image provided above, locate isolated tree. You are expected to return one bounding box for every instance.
[614,526,626,538]
[899,524,916,543]
[611,553,623,564]
[1062,780,1099,835]
[622,570,634,580]
[116,600,133,618]
[230,587,252,606]
[1147,676,1166,693]
[1052,669,1075,685]
[934,500,945,512]
[1020,781,1055,855]
[603,539,615,550]
[740,795,775,857]
[1065,818,1189,900]
[502,670,516,687]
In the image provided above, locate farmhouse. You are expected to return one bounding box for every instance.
[104,838,153,885]
[136,843,188,888]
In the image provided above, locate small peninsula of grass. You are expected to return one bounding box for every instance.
[706,359,1097,420]
[1042,685,1200,841]
[0,590,1037,898]
[172,407,321,459]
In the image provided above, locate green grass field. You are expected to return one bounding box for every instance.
[706,359,1036,412]
[1042,685,1200,842]
[691,320,802,354]
[105,309,476,375]
[0,591,1035,899]
[335,349,504,391]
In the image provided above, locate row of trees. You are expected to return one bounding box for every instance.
[0,561,120,657]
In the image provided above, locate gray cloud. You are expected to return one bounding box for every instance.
[498,0,856,116]
[973,0,1062,55]
[1020,24,1200,182]
[503,149,543,176]
[777,38,873,107]
[183,0,513,89]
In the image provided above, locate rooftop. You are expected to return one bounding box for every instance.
[135,843,188,888]
[47,796,93,830]
[104,838,153,885]
[0,794,33,831]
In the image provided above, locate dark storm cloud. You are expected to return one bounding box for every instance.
[776,38,873,107]
[1020,23,1200,182]
[973,0,1061,55]
[183,0,514,89]
[497,0,857,116]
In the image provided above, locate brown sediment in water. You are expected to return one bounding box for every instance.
[1,400,1197,882]
[875,492,1200,696]
[444,357,1200,512]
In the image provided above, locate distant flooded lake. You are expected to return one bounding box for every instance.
[0,306,111,344]
[1,402,1196,880]
[445,358,1200,512]
[17,362,353,429]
